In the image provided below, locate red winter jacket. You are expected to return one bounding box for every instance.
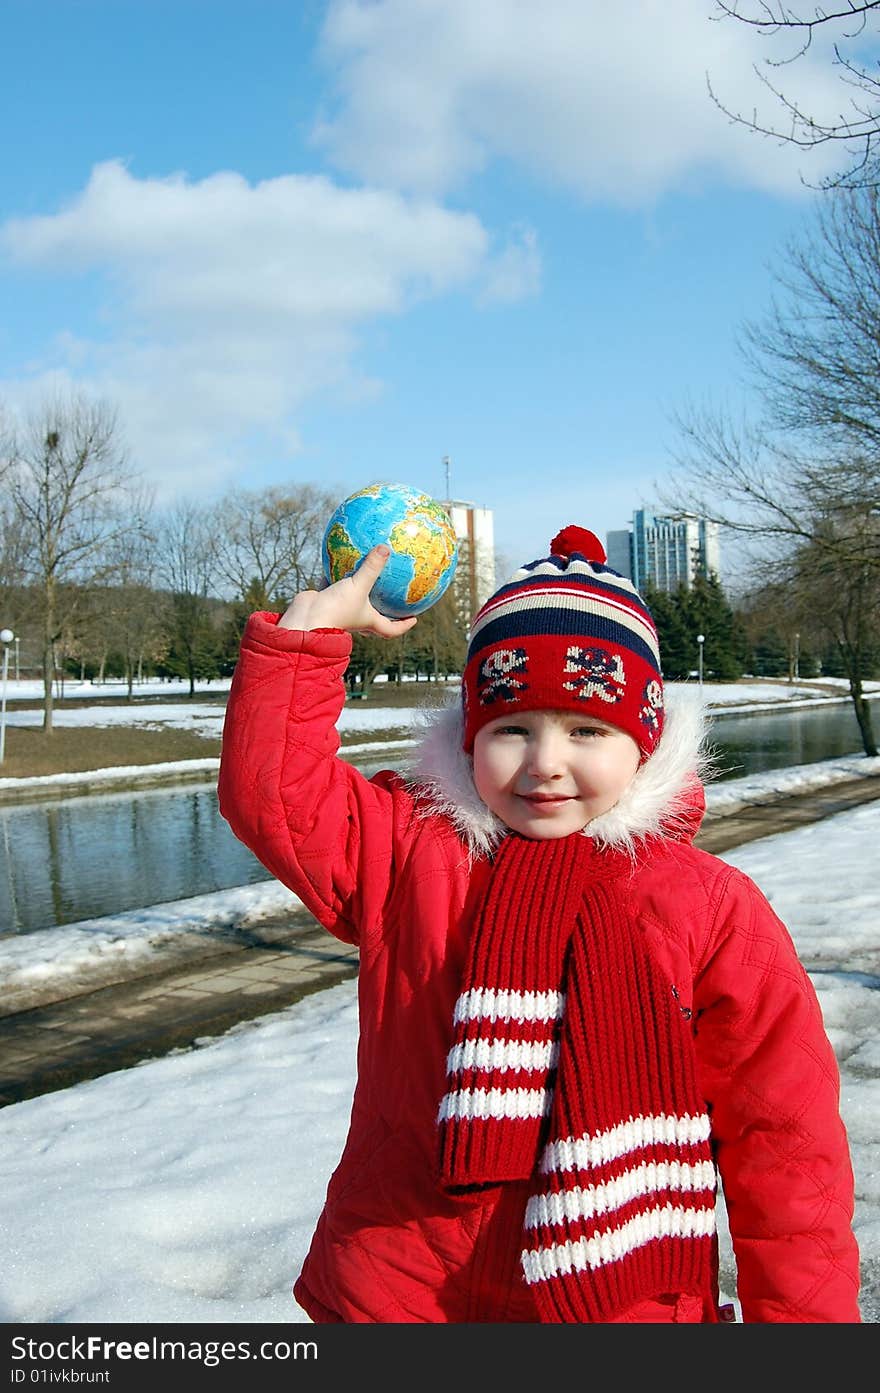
[217,615,861,1324]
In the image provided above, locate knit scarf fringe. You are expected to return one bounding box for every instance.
[437,833,718,1323]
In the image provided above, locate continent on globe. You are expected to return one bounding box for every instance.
[388,510,454,606]
[324,521,360,584]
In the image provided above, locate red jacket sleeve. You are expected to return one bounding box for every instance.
[693,866,861,1322]
[217,612,409,947]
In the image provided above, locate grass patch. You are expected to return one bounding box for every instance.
[0,725,222,779]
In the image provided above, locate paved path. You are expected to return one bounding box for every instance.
[0,907,359,1107]
[2,774,879,1109]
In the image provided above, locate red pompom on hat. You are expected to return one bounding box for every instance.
[461,526,664,760]
[550,526,607,565]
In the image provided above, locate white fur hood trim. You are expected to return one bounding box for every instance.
[402,687,715,860]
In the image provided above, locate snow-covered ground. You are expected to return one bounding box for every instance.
[1,800,878,1324]
[3,676,232,703]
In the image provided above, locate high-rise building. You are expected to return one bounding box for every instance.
[606,509,720,593]
[441,499,496,619]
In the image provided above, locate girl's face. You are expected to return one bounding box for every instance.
[472,709,641,840]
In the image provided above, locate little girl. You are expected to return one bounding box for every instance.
[218,526,860,1323]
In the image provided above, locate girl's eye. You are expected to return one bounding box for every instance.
[573,727,603,738]
[495,725,528,736]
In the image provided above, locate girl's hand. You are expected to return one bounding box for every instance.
[278,545,418,638]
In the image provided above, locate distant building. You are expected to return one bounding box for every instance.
[605,528,633,579]
[441,499,496,619]
[606,509,720,593]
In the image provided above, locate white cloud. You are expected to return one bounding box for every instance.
[313,0,852,201]
[1,161,537,497]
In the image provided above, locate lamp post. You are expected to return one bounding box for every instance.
[0,629,13,764]
[697,633,705,689]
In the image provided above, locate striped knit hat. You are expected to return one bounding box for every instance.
[462,525,664,759]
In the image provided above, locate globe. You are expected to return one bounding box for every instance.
[321,482,460,619]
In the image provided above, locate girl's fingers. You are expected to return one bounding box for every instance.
[377,615,418,636]
[356,614,417,638]
[352,544,391,588]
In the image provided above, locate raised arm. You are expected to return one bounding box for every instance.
[217,547,419,946]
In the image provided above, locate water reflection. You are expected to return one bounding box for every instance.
[707,699,876,779]
[0,783,269,937]
[2,697,876,936]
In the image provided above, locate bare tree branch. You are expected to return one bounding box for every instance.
[665,183,880,751]
[708,1,880,188]
[209,483,335,607]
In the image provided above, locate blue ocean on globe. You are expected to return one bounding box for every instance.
[321,482,459,618]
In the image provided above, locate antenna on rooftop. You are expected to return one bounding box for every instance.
[442,454,451,500]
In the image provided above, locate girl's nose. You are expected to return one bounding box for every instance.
[525,732,565,778]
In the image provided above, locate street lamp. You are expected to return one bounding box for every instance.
[0,628,13,764]
[697,633,705,689]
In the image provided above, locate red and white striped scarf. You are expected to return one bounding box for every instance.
[437,833,718,1323]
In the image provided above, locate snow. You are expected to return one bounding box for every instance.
[0,880,304,1013]
[2,794,879,1323]
[1,678,879,1325]
[2,699,419,740]
[701,752,880,814]
[3,676,232,703]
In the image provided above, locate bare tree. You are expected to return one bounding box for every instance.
[100,495,167,696]
[210,483,335,608]
[3,390,142,732]
[154,499,219,697]
[666,186,880,752]
[669,407,877,554]
[805,508,880,753]
[709,2,880,187]
[0,497,30,640]
[670,187,880,554]
[408,587,468,681]
[667,409,879,749]
[741,507,879,752]
[737,188,880,459]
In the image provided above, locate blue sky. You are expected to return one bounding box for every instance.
[1,0,871,576]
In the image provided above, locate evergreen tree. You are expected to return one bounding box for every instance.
[219,578,271,677]
[159,592,224,689]
[683,574,748,681]
[643,583,693,681]
[748,628,789,678]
